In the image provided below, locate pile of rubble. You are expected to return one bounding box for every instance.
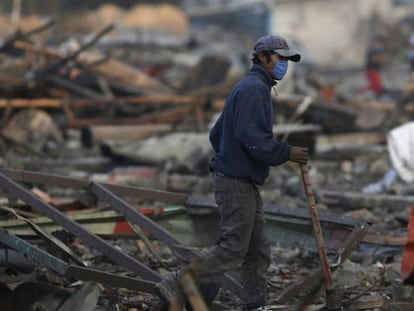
[0,2,413,311]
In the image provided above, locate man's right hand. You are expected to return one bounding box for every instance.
[289,146,309,164]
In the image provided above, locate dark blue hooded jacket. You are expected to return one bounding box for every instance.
[209,64,291,185]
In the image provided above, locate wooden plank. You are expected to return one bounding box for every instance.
[67,105,194,128]
[81,124,173,146]
[134,105,194,124]
[14,39,171,94]
[67,95,204,107]
[0,95,204,110]
[0,72,23,87]
[347,101,414,114]
[317,132,386,146]
[14,40,61,60]
[279,95,414,114]
[94,58,172,93]
[363,233,407,246]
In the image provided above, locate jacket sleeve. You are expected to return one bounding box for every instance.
[233,85,291,166]
[209,113,223,153]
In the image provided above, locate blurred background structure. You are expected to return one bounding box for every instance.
[0,1,414,310]
[1,0,414,93]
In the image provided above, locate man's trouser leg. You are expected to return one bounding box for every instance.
[198,175,261,304]
[240,186,271,310]
[158,174,259,308]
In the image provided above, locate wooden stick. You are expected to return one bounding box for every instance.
[179,272,209,311]
[300,164,333,290]
[168,299,182,311]
[0,95,204,109]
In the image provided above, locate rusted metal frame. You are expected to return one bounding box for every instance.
[0,205,85,266]
[0,227,67,275]
[0,168,187,203]
[275,223,368,304]
[0,172,161,282]
[89,182,187,253]
[0,169,241,294]
[89,182,243,298]
[0,227,156,293]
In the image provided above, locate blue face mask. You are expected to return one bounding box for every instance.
[273,60,288,80]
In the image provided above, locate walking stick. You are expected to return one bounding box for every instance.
[300,164,333,290]
[177,259,209,311]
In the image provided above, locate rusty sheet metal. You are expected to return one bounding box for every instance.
[0,172,161,282]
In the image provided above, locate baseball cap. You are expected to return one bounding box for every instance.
[254,34,301,62]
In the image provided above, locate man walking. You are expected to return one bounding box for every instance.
[157,34,309,311]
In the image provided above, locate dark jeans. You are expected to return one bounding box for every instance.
[197,173,271,310]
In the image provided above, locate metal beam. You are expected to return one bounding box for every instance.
[0,228,156,293]
[0,169,241,293]
[0,172,161,282]
[0,227,67,275]
[65,266,156,294]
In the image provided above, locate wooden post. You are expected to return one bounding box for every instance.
[179,272,209,311]
[300,164,333,290]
